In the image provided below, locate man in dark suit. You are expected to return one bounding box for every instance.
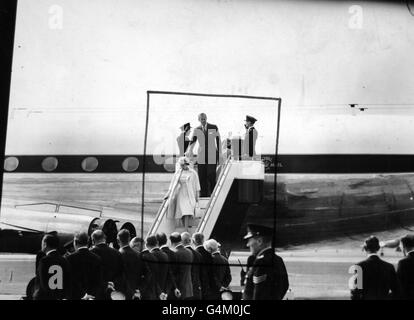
[33,234,71,300]
[170,232,193,299]
[141,236,163,300]
[146,235,169,299]
[182,232,202,299]
[66,232,102,300]
[90,230,124,299]
[117,229,147,300]
[242,115,258,159]
[397,234,414,299]
[204,239,232,299]
[186,113,222,197]
[156,232,181,299]
[244,224,289,300]
[192,232,215,299]
[350,236,400,300]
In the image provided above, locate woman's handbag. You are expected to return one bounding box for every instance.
[194,202,202,217]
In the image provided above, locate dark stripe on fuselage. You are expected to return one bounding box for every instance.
[4,154,414,174]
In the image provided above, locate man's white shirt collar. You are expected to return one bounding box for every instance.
[46,249,57,256]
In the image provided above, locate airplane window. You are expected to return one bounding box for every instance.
[163,156,178,173]
[4,156,19,171]
[41,157,58,172]
[81,157,99,172]
[122,157,139,172]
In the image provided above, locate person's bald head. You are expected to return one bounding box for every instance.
[91,230,106,245]
[130,237,143,253]
[74,232,89,250]
[170,232,182,246]
[181,232,191,246]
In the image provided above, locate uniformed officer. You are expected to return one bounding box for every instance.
[242,115,258,159]
[241,253,256,300]
[242,223,289,300]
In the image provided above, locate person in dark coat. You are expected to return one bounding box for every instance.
[204,239,232,299]
[241,254,256,300]
[141,236,163,300]
[397,234,414,299]
[156,232,181,299]
[66,232,102,300]
[129,236,157,300]
[350,235,400,300]
[90,230,124,299]
[192,232,215,299]
[186,113,222,197]
[146,235,169,299]
[182,232,202,299]
[244,224,289,300]
[117,229,147,300]
[170,232,193,299]
[33,234,72,300]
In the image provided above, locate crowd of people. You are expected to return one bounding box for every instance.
[27,230,233,300]
[26,220,292,301]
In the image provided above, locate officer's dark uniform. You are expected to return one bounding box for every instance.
[241,254,256,300]
[242,115,258,159]
[242,224,289,300]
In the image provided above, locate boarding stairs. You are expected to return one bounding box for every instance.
[147,157,265,239]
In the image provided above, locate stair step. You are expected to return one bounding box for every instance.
[198,197,210,208]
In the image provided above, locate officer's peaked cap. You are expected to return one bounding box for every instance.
[245,115,257,123]
[243,223,274,240]
[180,123,191,131]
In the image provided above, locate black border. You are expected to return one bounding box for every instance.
[0,0,18,212]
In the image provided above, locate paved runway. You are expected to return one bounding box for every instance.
[0,245,404,300]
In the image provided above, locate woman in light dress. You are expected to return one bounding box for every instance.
[165,156,201,230]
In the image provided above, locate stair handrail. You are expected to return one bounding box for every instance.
[198,155,233,233]
[147,168,183,236]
